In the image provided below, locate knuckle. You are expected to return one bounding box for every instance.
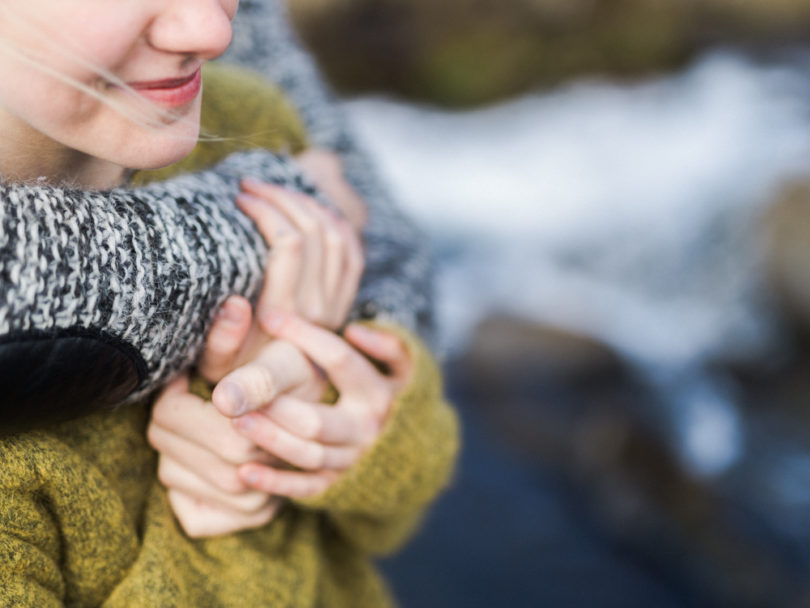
[255,508,277,527]
[180,518,207,539]
[223,475,249,495]
[323,228,345,254]
[276,231,304,254]
[205,335,237,358]
[244,363,279,404]
[302,444,326,470]
[378,335,401,359]
[380,382,397,406]
[326,349,354,375]
[302,302,327,325]
[156,459,175,487]
[146,423,165,451]
[346,252,364,282]
[309,476,330,497]
[212,468,247,494]
[215,433,256,464]
[298,213,320,237]
[249,492,275,513]
[232,491,272,514]
[252,422,279,449]
[149,400,170,426]
[300,411,323,440]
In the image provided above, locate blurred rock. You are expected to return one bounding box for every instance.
[289,0,810,106]
[464,313,624,382]
[453,313,810,606]
[761,181,810,339]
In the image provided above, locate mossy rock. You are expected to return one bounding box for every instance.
[761,180,810,337]
[289,0,810,106]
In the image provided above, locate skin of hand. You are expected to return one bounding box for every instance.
[148,311,412,536]
[148,323,324,537]
[296,148,368,232]
[196,172,365,383]
[149,163,369,536]
[222,311,413,500]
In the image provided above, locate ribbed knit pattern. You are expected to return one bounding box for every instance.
[0,326,459,607]
[0,149,316,402]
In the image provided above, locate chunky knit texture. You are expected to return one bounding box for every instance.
[0,0,435,409]
[1,151,303,402]
[0,325,459,607]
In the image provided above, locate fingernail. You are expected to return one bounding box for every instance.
[323,206,343,223]
[218,300,242,324]
[244,470,260,486]
[222,382,247,416]
[262,310,287,334]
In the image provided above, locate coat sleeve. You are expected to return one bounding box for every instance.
[225,0,437,345]
[294,324,460,555]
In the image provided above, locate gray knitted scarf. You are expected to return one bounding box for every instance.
[0,153,316,421]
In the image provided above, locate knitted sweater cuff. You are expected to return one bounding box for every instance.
[296,324,459,518]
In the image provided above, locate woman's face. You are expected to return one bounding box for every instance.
[0,0,238,186]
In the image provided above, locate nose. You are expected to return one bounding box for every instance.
[146,0,236,60]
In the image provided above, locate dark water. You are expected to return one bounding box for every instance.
[380,368,692,608]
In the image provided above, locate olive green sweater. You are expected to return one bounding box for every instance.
[0,66,458,607]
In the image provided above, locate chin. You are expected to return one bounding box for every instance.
[117,103,202,170]
[125,132,200,171]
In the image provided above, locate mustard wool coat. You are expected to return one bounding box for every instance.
[0,65,459,607]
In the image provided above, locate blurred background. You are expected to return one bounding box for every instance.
[291,1,810,606]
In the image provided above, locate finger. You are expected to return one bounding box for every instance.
[296,149,368,230]
[212,338,322,416]
[149,388,269,465]
[236,190,296,244]
[241,181,324,265]
[259,311,386,398]
[159,373,191,397]
[241,181,325,321]
[279,192,355,325]
[275,191,328,324]
[238,464,339,499]
[233,411,361,470]
[167,489,282,538]
[329,214,364,327]
[158,455,274,514]
[330,178,368,232]
[197,296,253,383]
[263,394,375,445]
[344,323,412,382]
[241,180,322,238]
[237,190,301,315]
[148,424,254,494]
[312,206,346,326]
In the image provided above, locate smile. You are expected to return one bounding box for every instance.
[126,69,202,108]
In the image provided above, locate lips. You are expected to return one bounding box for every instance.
[126,68,202,108]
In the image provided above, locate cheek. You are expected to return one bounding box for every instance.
[0,70,100,136]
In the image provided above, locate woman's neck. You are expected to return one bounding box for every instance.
[0,108,125,189]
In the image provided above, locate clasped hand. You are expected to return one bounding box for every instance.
[147,151,411,537]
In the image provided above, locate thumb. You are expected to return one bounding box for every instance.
[211,339,319,417]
